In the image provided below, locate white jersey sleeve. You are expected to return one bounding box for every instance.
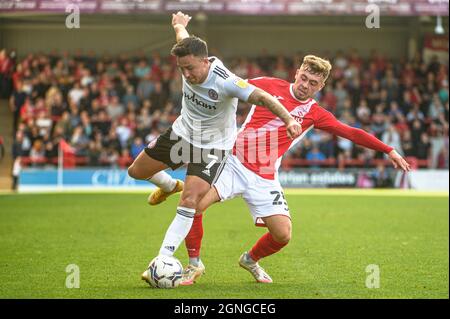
[221,76,256,102]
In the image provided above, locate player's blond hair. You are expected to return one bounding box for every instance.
[301,55,332,81]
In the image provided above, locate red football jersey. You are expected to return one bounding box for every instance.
[232,77,393,180]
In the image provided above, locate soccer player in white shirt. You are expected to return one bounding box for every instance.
[129,12,302,282]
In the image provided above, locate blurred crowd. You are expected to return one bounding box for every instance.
[1,47,448,169]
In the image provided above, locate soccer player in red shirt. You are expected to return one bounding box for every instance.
[162,55,410,285]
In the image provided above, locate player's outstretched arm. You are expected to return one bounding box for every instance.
[247,88,302,140]
[316,110,411,172]
[172,11,191,43]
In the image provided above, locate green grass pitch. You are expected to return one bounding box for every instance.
[0,191,448,299]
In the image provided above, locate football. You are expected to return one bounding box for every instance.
[145,255,183,288]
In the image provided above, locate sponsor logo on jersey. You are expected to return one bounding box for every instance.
[234,78,249,89]
[292,114,304,124]
[184,90,217,110]
[208,89,219,100]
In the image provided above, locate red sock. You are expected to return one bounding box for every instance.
[185,213,204,258]
[248,232,287,262]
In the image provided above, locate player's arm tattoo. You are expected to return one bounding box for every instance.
[247,88,294,125]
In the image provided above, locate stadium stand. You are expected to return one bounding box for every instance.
[1,48,448,170]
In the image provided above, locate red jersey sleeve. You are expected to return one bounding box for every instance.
[247,77,286,92]
[314,106,394,154]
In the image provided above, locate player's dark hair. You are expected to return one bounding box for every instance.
[171,36,208,58]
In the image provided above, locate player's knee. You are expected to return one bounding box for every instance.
[196,200,209,213]
[180,199,198,210]
[275,233,291,245]
[272,226,291,244]
[180,192,202,211]
[127,165,137,179]
[128,164,145,180]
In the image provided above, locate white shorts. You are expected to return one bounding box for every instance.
[214,154,291,227]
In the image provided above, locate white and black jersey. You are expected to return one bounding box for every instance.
[172,56,256,150]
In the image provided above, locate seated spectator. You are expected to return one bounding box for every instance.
[136,107,152,136]
[107,95,125,121]
[157,111,172,132]
[401,130,415,157]
[99,146,120,168]
[137,74,154,101]
[35,110,52,137]
[68,82,84,106]
[87,140,101,166]
[356,99,371,125]
[306,145,326,168]
[410,119,424,149]
[406,104,425,122]
[116,117,132,150]
[119,149,133,168]
[382,124,403,157]
[70,126,90,156]
[122,85,139,108]
[134,59,151,79]
[150,81,169,113]
[371,112,387,138]
[371,164,392,188]
[429,121,447,168]
[416,132,431,160]
[29,140,45,166]
[49,91,67,118]
[92,110,111,136]
[428,93,445,120]
[130,136,145,159]
[104,129,122,153]
[40,130,56,158]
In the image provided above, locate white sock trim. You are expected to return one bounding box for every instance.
[177,206,196,215]
[147,171,177,192]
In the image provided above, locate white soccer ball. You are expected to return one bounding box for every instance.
[146,255,183,288]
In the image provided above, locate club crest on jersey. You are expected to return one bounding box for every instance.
[234,78,248,89]
[292,109,308,124]
[208,89,218,100]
